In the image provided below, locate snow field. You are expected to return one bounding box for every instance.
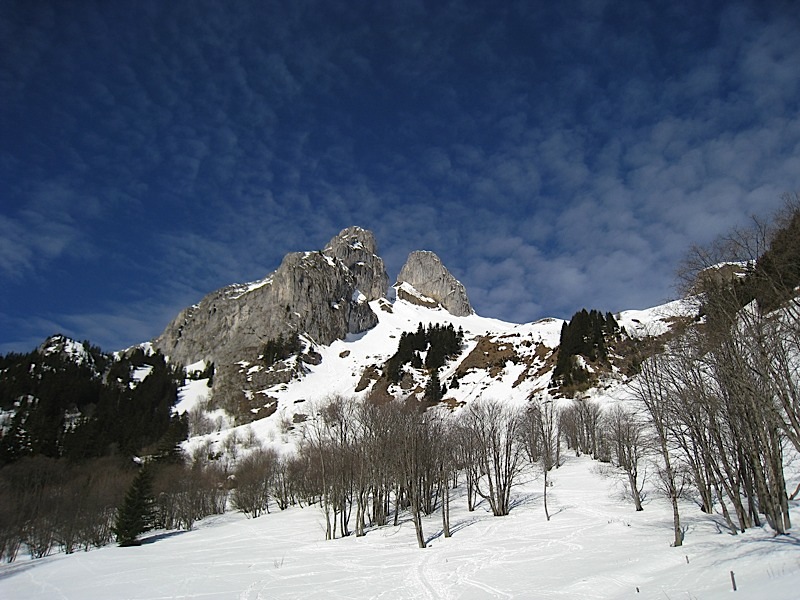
[5,296,795,598]
[2,453,798,599]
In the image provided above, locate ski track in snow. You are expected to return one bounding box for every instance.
[2,453,800,599]
[2,285,799,600]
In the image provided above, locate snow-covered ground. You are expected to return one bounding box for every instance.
[4,297,797,598]
[174,296,567,455]
[2,453,798,599]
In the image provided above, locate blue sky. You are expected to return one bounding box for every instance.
[2,0,799,354]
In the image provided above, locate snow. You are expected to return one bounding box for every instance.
[174,377,212,414]
[130,365,153,385]
[2,454,798,599]
[219,297,571,445]
[40,336,90,364]
[228,276,274,300]
[616,298,695,338]
[3,296,800,597]
[395,281,440,306]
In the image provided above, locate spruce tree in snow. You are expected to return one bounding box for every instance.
[424,368,443,403]
[113,465,156,546]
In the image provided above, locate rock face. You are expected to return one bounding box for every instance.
[323,226,389,301]
[153,227,388,368]
[396,251,474,317]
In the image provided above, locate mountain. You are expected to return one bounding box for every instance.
[0,226,692,455]
[0,337,185,464]
[4,216,800,597]
[158,228,537,425]
[395,250,473,316]
[155,226,693,432]
[154,227,387,366]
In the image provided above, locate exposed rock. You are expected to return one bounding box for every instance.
[300,350,323,365]
[355,364,381,392]
[395,285,439,309]
[38,334,94,367]
[455,336,519,379]
[323,226,389,301]
[691,262,749,295]
[153,230,480,423]
[396,251,473,316]
[154,234,381,369]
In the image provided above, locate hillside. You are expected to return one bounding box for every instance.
[2,214,800,598]
[175,289,692,457]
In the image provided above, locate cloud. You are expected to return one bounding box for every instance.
[0,180,103,279]
[3,0,800,353]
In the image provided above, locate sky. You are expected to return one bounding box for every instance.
[1,0,799,354]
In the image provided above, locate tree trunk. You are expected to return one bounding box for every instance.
[628,472,643,512]
[543,466,550,522]
[442,480,451,538]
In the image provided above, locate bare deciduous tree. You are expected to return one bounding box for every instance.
[462,398,525,517]
[634,351,683,546]
[603,404,647,511]
[526,396,560,521]
[231,447,279,518]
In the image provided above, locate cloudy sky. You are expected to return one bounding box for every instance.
[1,0,799,354]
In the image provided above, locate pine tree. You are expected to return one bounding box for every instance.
[424,369,443,403]
[113,465,156,546]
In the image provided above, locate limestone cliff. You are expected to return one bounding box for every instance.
[395,251,474,317]
[153,228,387,368]
[323,226,389,301]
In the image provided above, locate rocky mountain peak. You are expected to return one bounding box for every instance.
[396,251,474,317]
[153,233,384,369]
[322,226,389,301]
[38,334,92,366]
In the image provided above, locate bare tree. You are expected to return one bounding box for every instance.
[634,351,683,546]
[531,396,560,521]
[455,419,481,512]
[231,447,279,518]
[603,404,647,511]
[462,399,525,517]
[436,422,458,538]
[396,405,432,548]
[561,399,602,458]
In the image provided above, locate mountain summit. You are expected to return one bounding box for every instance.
[322,226,389,302]
[153,227,390,368]
[396,250,474,317]
[151,228,478,417]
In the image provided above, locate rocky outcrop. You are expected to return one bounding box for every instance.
[154,230,384,368]
[322,226,389,301]
[396,251,474,317]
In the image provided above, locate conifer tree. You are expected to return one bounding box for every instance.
[425,369,443,403]
[113,466,156,546]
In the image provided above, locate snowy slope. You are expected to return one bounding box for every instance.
[177,295,566,453]
[177,291,699,456]
[1,453,797,599]
[2,296,799,598]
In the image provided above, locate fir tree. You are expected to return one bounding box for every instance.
[113,465,156,546]
[424,369,443,403]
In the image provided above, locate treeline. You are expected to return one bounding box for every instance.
[384,323,464,403]
[221,392,654,548]
[0,340,203,562]
[262,333,302,367]
[0,449,229,561]
[385,323,464,383]
[0,344,186,464]
[229,395,561,548]
[553,309,620,391]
